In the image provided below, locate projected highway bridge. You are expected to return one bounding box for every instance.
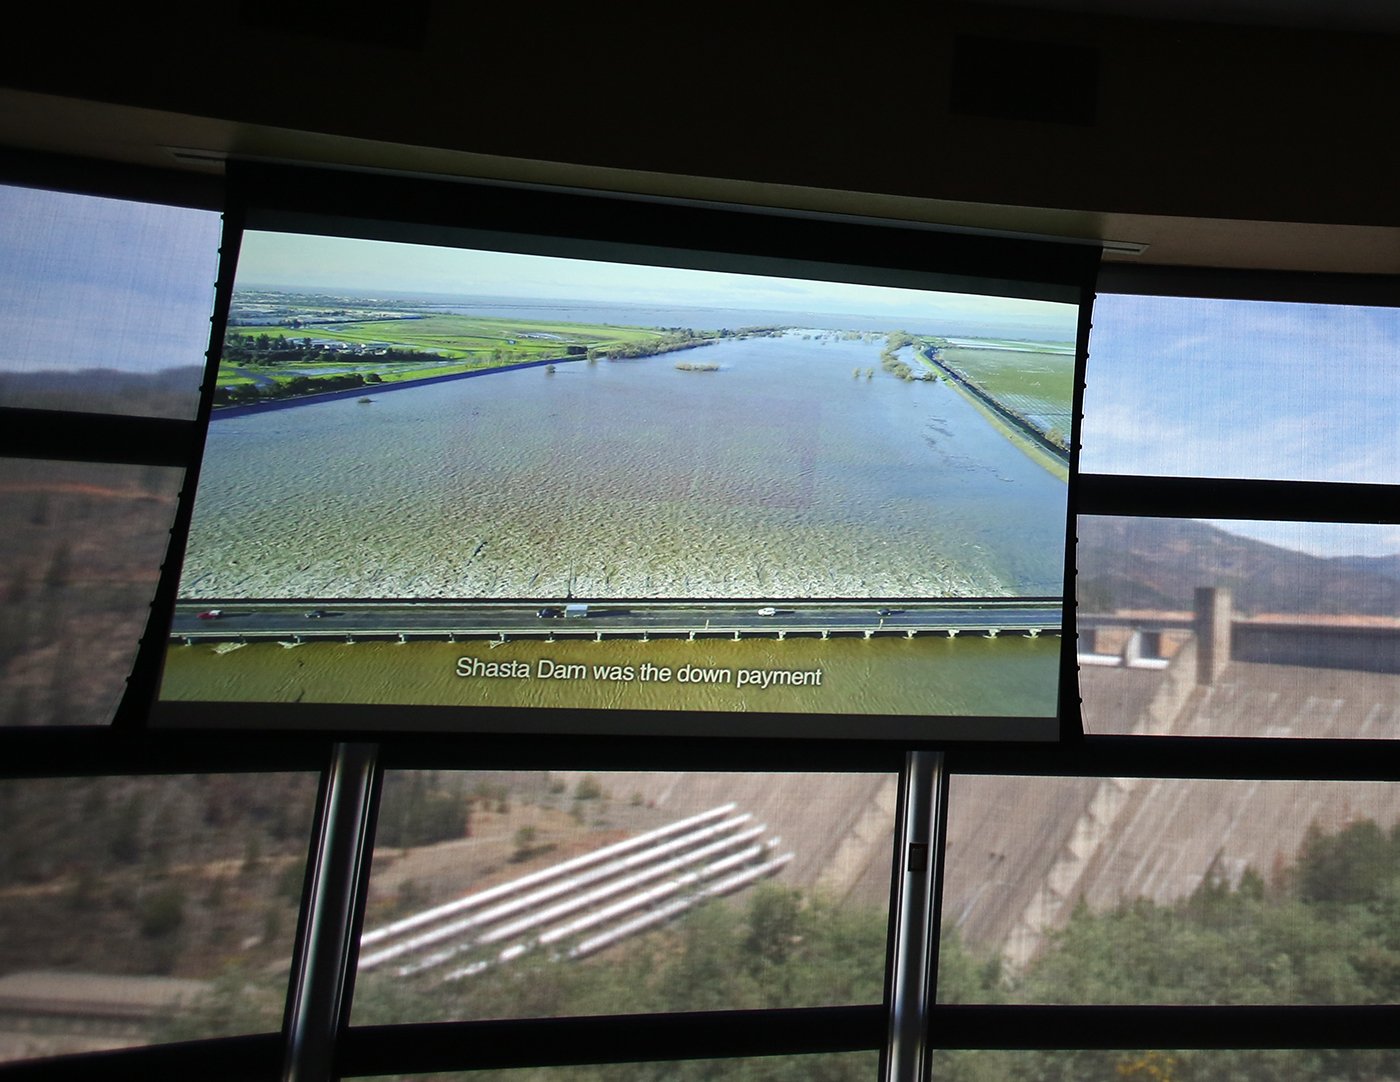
[169,598,1061,644]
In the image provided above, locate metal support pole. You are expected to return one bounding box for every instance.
[886,750,944,1082]
[284,742,379,1082]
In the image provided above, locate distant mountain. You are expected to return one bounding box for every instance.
[1078,517,1400,616]
[1332,554,1400,585]
[0,366,203,416]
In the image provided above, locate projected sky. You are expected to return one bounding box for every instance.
[0,185,220,375]
[233,231,1074,337]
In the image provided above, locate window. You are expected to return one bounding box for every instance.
[0,459,183,727]
[942,776,1400,1005]
[0,184,217,420]
[0,772,318,1064]
[351,769,894,1025]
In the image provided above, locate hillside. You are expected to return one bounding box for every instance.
[0,366,204,418]
[1077,517,1400,616]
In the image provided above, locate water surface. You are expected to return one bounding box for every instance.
[182,332,1066,600]
[162,633,1061,719]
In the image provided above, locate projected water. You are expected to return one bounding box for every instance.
[181,333,1063,600]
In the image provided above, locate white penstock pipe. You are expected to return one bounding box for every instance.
[568,853,794,960]
[362,813,753,970]
[360,802,737,947]
[442,844,783,979]
[398,826,768,977]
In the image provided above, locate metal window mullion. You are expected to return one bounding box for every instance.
[886,750,944,1082]
[284,742,379,1082]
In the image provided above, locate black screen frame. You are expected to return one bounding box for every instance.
[141,162,1098,742]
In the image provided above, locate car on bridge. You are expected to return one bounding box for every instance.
[536,606,564,618]
[757,606,777,617]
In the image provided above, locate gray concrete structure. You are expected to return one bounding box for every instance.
[944,600,1400,971]
[945,656,1400,969]
[1194,586,1233,686]
[1234,619,1400,675]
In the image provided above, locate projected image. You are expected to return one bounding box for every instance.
[159,231,1076,728]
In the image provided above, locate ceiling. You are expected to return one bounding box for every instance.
[1,3,1397,276]
[963,0,1400,32]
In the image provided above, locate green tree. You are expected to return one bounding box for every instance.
[110,791,145,863]
[43,541,72,590]
[512,825,539,862]
[1296,819,1392,904]
[138,884,186,938]
[378,772,469,848]
[744,885,801,973]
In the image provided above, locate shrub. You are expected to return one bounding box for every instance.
[138,885,186,938]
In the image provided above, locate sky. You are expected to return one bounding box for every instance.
[0,185,221,374]
[1082,293,1400,556]
[234,230,1077,339]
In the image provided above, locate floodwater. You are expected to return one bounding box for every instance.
[180,332,1067,600]
[161,632,1061,721]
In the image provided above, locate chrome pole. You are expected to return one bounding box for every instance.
[284,742,378,1082]
[886,750,943,1082]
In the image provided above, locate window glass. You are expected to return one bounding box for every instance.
[0,772,318,1064]
[1077,516,1400,737]
[929,1049,1399,1082]
[941,776,1400,1005]
[351,770,895,1024]
[0,457,183,726]
[353,1051,879,1081]
[1081,293,1400,484]
[0,184,218,418]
